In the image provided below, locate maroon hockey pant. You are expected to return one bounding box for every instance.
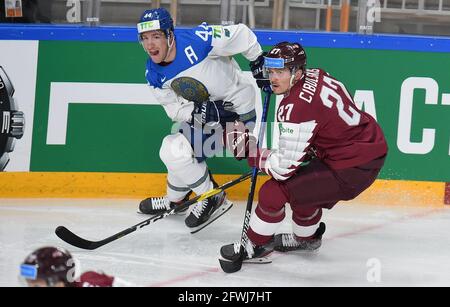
[248,155,386,245]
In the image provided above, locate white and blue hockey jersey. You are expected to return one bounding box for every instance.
[145,23,262,123]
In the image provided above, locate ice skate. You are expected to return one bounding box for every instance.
[274,222,326,252]
[220,239,273,264]
[184,190,233,233]
[139,192,192,215]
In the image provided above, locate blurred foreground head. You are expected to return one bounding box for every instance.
[20,246,76,287]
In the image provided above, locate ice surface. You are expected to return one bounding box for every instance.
[1,198,449,287]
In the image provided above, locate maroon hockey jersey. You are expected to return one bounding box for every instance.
[73,271,115,287]
[277,69,387,169]
[254,68,387,181]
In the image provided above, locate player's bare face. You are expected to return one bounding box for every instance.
[268,68,292,95]
[141,30,169,64]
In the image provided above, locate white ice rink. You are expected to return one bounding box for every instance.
[1,198,449,287]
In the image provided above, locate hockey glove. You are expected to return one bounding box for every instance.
[223,121,257,160]
[248,149,296,181]
[249,52,271,89]
[191,100,239,127]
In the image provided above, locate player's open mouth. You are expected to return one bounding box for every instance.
[149,50,159,56]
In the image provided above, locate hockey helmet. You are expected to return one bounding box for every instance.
[20,247,76,286]
[137,7,174,37]
[264,42,307,73]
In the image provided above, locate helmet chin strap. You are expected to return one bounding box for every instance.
[162,31,175,62]
[285,68,297,95]
[289,74,296,87]
[283,67,301,96]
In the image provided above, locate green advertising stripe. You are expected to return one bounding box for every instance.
[31,41,450,182]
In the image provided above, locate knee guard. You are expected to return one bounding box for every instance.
[159,133,212,195]
[159,133,194,171]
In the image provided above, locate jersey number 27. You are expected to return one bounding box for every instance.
[320,76,361,126]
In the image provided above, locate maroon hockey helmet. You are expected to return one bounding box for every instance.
[264,42,307,72]
[20,246,75,286]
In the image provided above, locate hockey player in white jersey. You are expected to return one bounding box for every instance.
[137,8,265,231]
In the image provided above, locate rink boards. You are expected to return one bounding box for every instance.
[0,172,447,207]
[0,26,449,205]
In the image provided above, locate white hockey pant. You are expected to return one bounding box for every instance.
[159,133,213,202]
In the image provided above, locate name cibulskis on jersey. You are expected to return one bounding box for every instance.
[0,66,25,171]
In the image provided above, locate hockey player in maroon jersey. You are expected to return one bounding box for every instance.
[221,42,387,262]
[20,247,132,287]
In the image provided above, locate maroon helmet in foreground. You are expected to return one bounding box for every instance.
[20,247,75,287]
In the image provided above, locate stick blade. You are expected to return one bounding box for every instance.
[55,226,99,250]
[219,258,243,273]
[219,256,271,273]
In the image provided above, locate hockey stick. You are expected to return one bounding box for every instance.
[55,171,253,250]
[219,87,272,273]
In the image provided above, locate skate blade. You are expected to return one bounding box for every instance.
[189,200,233,234]
[137,211,151,215]
[137,210,186,216]
[137,211,155,216]
[243,257,272,264]
[219,256,272,266]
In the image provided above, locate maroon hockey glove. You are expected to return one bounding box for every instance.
[223,121,257,160]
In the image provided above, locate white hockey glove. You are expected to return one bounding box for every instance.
[263,150,298,181]
[252,121,317,181]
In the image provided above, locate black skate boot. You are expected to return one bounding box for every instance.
[274,222,326,252]
[184,173,233,233]
[184,190,233,232]
[220,239,273,264]
[139,191,192,215]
